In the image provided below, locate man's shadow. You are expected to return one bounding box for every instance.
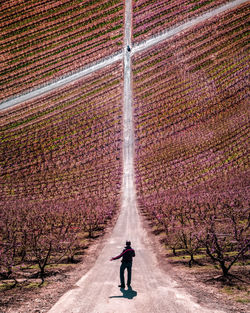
[109,286,137,299]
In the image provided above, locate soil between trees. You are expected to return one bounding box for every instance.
[0,210,120,313]
[139,210,250,313]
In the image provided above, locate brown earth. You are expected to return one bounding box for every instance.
[0,211,120,313]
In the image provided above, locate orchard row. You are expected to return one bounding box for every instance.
[132,0,232,43]
[133,3,249,275]
[0,63,123,282]
[0,0,124,99]
[138,184,249,276]
[2,0,247,102]
[133,2,248,191]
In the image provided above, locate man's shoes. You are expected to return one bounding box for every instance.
[118,285,125,288]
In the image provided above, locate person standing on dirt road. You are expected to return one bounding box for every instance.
[110,241,135,289]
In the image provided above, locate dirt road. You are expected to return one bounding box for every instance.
[47,173,226,313]
[48,1,226,312]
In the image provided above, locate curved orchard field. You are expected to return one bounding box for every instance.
[0,0,124,101]
[0,62,123,283]
[132,4,249,275]
[132,0,233,44]
[133,2,248,192]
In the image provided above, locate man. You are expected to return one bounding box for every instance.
[110,241,135,289]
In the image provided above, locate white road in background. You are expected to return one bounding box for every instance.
[0,0,247,111]
[47,1,231,312]
[0,53,123,111]
[132,0,248,55]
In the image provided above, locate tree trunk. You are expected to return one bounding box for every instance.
[68,255,75,263]
[189,254,194,268]
[220,261,229,277]
[40,267,45,285]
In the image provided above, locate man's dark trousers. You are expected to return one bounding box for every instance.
[120,262,132,287]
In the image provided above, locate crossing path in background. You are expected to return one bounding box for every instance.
[132,0,248,55]
[0,0,247,111]
[0,52,123,111]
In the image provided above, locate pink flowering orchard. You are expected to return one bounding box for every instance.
[132,0,232,43]
[133,3,249,276]
[0,0,249,291]
[0,62,123,283]
[0,0,124,99]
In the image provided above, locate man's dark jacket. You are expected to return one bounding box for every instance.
[111,246,135,263]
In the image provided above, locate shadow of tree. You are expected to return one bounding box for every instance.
[109,286,137,299]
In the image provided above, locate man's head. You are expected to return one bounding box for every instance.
[126,241,131,247]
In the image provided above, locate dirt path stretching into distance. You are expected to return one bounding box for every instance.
[1,0,248,312]
[46,1,247,312]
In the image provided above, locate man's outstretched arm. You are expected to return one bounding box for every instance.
[110,249,134,261]
[110,251,124,261]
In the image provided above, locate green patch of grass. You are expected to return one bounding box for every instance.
[236,298,250,304]
[0,282,16,291]
[23,281,48,289]
[170,255,190,261]
[170,254,204,261]
[236,285,248,291]
[47,263,73,269]
[167,248,206,260]
[190,254,206,260]
[223,286,234,295]
[169,253,205,261]
[27,264,39,270]
[233,260,250,266]
[175,248,186,253]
